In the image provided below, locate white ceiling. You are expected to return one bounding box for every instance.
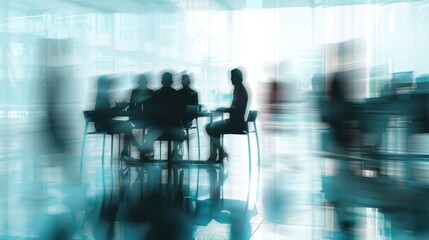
[4,0,429,17]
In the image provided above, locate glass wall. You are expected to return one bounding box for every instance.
[1,1,429,109]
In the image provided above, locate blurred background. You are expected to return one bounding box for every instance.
[2,0,429,239]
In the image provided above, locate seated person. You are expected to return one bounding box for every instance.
[177,73,199,127]
[93,75,141,157]
[205,68,248,162]
[129,73,154,128]
[141,72,185,160]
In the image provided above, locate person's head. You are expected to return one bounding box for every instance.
[161,72,173,87]
[181,74,191,88]
[230,68,243,86]
[136,73,148,88]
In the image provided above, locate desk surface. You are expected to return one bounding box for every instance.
[114,110,224,118]
[123,157,222,167]
[198,110,224,117]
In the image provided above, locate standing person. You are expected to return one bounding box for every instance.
[93,75,140,157]
[205,68,248,162]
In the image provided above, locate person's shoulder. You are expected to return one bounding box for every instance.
[152,89,162,99]
[177,89,186,97]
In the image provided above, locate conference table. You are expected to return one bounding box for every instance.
[115,108,225,199]
[113,107,226,152]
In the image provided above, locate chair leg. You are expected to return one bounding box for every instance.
[185,128,191,196]
[195,166,200,200]
[159,141,162,160]
[246,133,252,210]
[196,119,201,160]
[167,141,172,185]
[221,114,224,147]
[186,128,190,160]
[221,163,224,201]
[254,123,261,202]
[118,134,121,175]
[220,134,223,155]
[209,168,215,199]
[80,122,89,178]
[102,133,107,193]
[117,133,121,159]
[110,134,114,188]
[219,134,225,201]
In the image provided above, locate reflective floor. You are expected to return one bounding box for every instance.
[1,103,428,239]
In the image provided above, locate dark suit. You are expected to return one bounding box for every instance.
[177,87,199,127]
[141,86,184,154]
[129,88,154,128]
[151,86,181,127]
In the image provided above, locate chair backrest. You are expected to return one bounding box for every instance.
[246,110,258,122]
[185,105,199,119]
[83,110,110,134]
[83,110,95,122]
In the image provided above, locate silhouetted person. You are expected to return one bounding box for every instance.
[310,73,325,101]
[40,39,76,155]
[93,76,140,157]
[177,74,199,127]
[45,67,68,153]
[410,76,429,135]
[206,68,248,162]
[267,80,283,116]
[265,78,290,125]
[129,73,154,128]
[324,70,364,235]
[141,72,184,159]
[152,72,181,127]
[328,72,350,147]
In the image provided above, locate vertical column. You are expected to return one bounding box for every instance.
[0,0,9,103]
[112,14,117,73]
[0,0,9,236]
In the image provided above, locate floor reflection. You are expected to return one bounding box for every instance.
[3,103,429,239]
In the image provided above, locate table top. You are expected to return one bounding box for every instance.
[113,110,225,118]
[198,110,224,117]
